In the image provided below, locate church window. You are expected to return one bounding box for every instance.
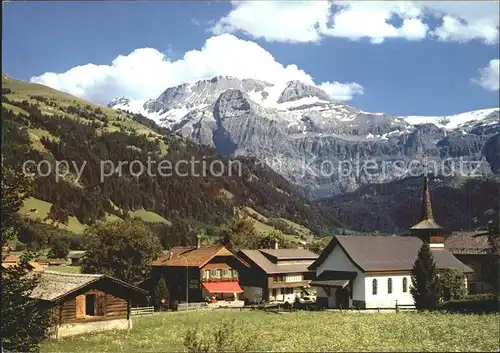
[372,279,377,295]
[403,277,408,293]
[388,278,393,294]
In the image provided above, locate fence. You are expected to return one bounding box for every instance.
[130,306,155,316]
[177,302,208,311]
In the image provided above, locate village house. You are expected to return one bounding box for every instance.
[27,271,148,338]
[151,237,249,306]
[309,176,473,309]
[237,245,318,304]
[2,254,45,272]
[445,226,496,294]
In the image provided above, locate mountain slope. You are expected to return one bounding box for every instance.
[2,75,341,246]
[109,76,499,198]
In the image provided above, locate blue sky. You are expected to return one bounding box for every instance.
[3,1,499,116]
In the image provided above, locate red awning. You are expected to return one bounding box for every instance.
[202,281,243,293]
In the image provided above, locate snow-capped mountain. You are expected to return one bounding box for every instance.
[108,76,499,198]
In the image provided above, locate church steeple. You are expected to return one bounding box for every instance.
[421,176,434,221]
[411,175,445,247]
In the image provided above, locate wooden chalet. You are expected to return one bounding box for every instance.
[27,271,148,338]
[151,238,249,306]
[2,254,44,272]
[237,245,319,304]
[445,227,497,294]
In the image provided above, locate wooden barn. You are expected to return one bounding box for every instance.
[28,271,148,338]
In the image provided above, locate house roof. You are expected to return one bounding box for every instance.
[309,236,473,273]
[260,249,318,260]
[27,271,148,302]
[2,255,44,272]
[445,232,491,255]
[239,249,318,274]
[152,245,246,268]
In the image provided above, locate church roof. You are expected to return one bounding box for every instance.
[309,235,473,273]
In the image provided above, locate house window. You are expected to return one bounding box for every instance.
[402,277,408,293]
[372,279,377,295]
[387,278,392,294]
[216,269,222,278]
[210,269,217,278]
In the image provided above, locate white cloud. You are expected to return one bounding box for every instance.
[319,81,365,101]
[472,59,499,91]
[211,1,499,45]
[30,34,363,104]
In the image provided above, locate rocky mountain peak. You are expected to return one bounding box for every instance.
[277,80,331,104]
[213,89,253,119]
[107,97,131,108]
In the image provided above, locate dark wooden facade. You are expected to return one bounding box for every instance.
[152,254,246,304]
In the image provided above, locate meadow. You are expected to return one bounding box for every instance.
[41,310,499,352]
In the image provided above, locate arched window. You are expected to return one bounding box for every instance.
[372,279,377,295]
[388,278,393,294]
[403,277,408,293]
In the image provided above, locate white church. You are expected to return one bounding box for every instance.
[309,177,473,309]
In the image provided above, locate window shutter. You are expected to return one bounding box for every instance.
[96,292,107,316]
[76,295,86,318]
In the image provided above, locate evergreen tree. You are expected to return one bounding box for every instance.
[154,277,169,310]
[410,243,440,310]
[218,213,257,252]
[1,162,50,352]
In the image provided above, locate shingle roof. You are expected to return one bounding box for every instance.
[239,249,318,274]
[309,236,473,273]
[153,245,246,268]
[27,271,147,302]
[445,232,491,255]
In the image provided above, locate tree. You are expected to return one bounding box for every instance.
[410,243,440,310]
[218,214,257,252]
[438,269,467,301]
[81,219,162,284]
[47,239,69,259]
[305,236,332,255]
[254,229,295,249]
[154,277,169,310]
[486,217,500,295]
[1,162,50,352]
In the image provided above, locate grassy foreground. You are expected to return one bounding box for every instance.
[41,310,499,352]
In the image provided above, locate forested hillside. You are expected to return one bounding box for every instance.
[321,175,500,233]
[1,75,341,249]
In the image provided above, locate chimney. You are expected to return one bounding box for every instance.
[196,235,201,249]
[167,251,173,260]
[273,239,279,250]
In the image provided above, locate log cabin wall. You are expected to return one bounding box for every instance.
[57,290,128,325]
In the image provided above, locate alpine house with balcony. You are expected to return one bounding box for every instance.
[151,236,249,306]
[237,244,319,304]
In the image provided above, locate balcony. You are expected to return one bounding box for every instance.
[200,276,239,283]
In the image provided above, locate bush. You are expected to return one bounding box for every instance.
[437,297,499,314]
[463,293,498,301]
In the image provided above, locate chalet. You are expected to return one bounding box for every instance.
[27,271,148,338]
[237,245,318,304]
[37,258,69,267]
[309,176,473,309]
[68,251,86,265]
[2,254,44,272]
[445,228,496,294]
[151,238,249,306]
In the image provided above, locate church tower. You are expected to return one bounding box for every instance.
[410,176,445,247]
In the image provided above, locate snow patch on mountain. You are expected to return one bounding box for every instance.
[403,108,499,130]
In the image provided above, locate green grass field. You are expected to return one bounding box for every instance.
[41,310,499,352]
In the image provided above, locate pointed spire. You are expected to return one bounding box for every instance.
[421,175,434,221]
